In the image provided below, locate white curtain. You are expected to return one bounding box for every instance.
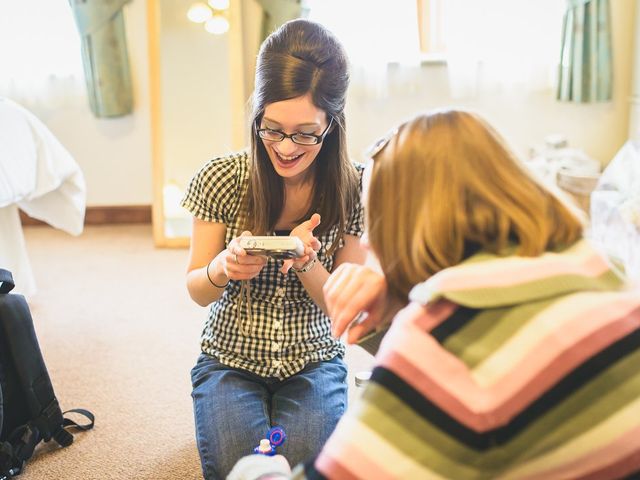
[444,0,565,98]
[307,0,421,96]
[0,0,85,109]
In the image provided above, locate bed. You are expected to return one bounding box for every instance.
[0,97,86,296]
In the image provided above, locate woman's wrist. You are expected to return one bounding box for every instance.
[206,260,229,288]
[291,257,318,273]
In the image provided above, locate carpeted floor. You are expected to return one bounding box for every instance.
[16,225,373,480]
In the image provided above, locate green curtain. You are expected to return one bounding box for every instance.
[69,0,133,118]
[557,0,612,103]
[256,0,304,42]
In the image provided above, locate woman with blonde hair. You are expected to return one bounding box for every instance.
[230,109,640,479]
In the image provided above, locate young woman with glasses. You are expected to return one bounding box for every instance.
[181,19,366,480]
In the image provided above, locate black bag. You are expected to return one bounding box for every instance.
[0,269,94,479]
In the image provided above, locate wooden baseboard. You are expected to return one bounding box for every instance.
[20,205,152,226]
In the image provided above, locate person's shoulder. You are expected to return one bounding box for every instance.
[202,150,249,170]
[350,161,365,189]
[195,150,249,179]
[346,160,365,184]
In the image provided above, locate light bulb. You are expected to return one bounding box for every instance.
[208,0,230,10]
[187,3,213,23]
[204,15,229,35]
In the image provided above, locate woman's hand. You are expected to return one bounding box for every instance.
[219,231,268,281]
[280,213,322,275]
[323,263,388,343]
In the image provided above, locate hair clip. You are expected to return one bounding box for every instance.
[364,127,399,160]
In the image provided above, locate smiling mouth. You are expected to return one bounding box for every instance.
[275,151,303,163]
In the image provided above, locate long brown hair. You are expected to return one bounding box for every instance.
[245,19,359,251]
[367,109,584,302]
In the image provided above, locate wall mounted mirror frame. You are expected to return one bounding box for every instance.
[147,0,251,248]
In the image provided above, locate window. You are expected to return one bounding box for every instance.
[417,0,446,58]
[442,0,565,97]
[306,0,421,68]
[0,0,83,107]
[306,0,564,97]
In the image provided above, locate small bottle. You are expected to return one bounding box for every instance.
[253,426,286,456]
[254,438,275,456]
[355,370,372,387]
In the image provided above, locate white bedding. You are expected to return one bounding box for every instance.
[0,97,86,295]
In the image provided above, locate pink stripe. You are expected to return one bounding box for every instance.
[490,305,640,426]
[432,249,609,293]
[377,298,640,432]
[383,351,493,429]
[519,425,640,480]
[379,300,457,342]
[316,436,396,480]
[581,451,640,480]
[315,455,361,480]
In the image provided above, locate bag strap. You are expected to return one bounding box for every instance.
[40,404,95,448]
[0,270,14,294]
[0,423,41,478]
[62,409,95,432]
[0,409,95,478]
[54,409,96,447]
[0,440,21,479]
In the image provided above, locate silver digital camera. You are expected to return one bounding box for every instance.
[239,236,305,259]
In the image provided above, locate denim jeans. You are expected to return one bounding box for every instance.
[191,354,348,480]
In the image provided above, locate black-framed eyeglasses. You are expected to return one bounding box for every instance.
[256,116,334,146]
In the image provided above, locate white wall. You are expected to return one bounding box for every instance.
[27,0,636,207]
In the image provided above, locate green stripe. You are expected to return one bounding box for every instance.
[443,268,624,308]
[442,298,556,369]
[356,387,490,479]
[447,240,585,268]
[513,344,640,462]
[358,345,640,478]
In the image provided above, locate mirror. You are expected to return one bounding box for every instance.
[147,0,263,247]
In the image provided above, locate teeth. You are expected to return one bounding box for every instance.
[277,152,302,161]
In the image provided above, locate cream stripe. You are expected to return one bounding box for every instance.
[498,396,640,479]
[472,291,638,387]
[427,240,596,291]
[322,413,449,480]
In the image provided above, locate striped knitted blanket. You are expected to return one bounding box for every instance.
[302,240,640,479]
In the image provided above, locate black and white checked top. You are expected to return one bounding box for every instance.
[181,151,365,379]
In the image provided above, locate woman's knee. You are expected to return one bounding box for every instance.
[191,359,273,479]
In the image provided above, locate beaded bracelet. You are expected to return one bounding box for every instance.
[206,261,229,288]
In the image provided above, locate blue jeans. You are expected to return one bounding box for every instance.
[191,354,348,480]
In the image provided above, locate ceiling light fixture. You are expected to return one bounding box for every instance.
[187,1,230,35]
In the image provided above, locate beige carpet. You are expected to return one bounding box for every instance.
[16,225,374,480]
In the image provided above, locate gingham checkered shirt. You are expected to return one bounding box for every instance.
[181,151,364,379]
